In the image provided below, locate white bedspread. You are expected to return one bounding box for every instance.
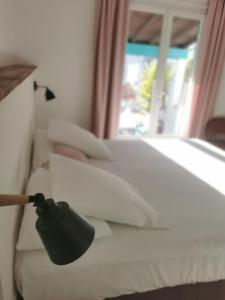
[15,139,225,300]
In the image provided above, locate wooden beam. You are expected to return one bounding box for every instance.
[131,15,158,42]
[149,29,162,45]
[183,36,198,47]
[172,23,198,45]
[151,22,197,46]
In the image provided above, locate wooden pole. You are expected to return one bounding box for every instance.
[0,194,29,206]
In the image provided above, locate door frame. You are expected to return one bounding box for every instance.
[129,2,205,137]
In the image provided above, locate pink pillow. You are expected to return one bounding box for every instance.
[54,144,88,163]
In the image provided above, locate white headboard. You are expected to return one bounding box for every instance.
[0,75,34,300]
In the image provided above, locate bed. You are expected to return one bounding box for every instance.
[1,81,225,300]
[15,137,225,300]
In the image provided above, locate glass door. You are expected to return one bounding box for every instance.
[118,9,165,138]
[118,6,203,138]
[156,15,202,137]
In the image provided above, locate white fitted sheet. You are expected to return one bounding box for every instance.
[15,139,225,300]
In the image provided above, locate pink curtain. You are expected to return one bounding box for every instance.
[188,0,225,138]
[91,0,129,139]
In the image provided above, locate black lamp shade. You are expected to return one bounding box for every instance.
[45,88,56,101]
[35,199,95,265]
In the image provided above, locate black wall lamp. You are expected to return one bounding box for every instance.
[33,81,56,101]
[0,193,95,265]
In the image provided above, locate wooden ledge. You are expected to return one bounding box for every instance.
[0,64,36,101]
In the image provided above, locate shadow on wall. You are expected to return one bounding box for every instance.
[0,277,3,300]
[0,53,30,67]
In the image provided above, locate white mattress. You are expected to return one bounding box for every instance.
[15,139,225,300]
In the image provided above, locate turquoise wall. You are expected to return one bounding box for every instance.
[127,43,188,59]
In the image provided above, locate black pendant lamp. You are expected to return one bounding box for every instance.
[31,193,95,265]
[30,193,95,265]
[45,88,56,101]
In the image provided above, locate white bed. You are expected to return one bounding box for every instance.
[15,138,225,300]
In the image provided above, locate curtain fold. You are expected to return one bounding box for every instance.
[188,0,225,137]
[91,0,129,139]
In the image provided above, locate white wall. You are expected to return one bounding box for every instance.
[214,63,225,116]
[0,75,34,300]
[8,0,96,129]
[0,0,17,66]
[3,0,223,129]
[0,0,11,52]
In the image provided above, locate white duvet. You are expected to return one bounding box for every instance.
[15,139,225,300]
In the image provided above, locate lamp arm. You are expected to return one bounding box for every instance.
[37,85,47,89]
[0,194,29,206]
[0,193,48,207]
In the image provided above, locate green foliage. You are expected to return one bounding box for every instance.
[139,62,173,112]
[139,63,157,111]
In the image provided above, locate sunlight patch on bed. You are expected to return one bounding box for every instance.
[144,139,225,196]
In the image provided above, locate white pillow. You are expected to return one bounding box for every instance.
[49,153,167,228]
[17,168,112,251]
[32,129,53,170]
[48,118,112,159]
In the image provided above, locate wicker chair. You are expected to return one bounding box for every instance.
[205,117,225,150]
